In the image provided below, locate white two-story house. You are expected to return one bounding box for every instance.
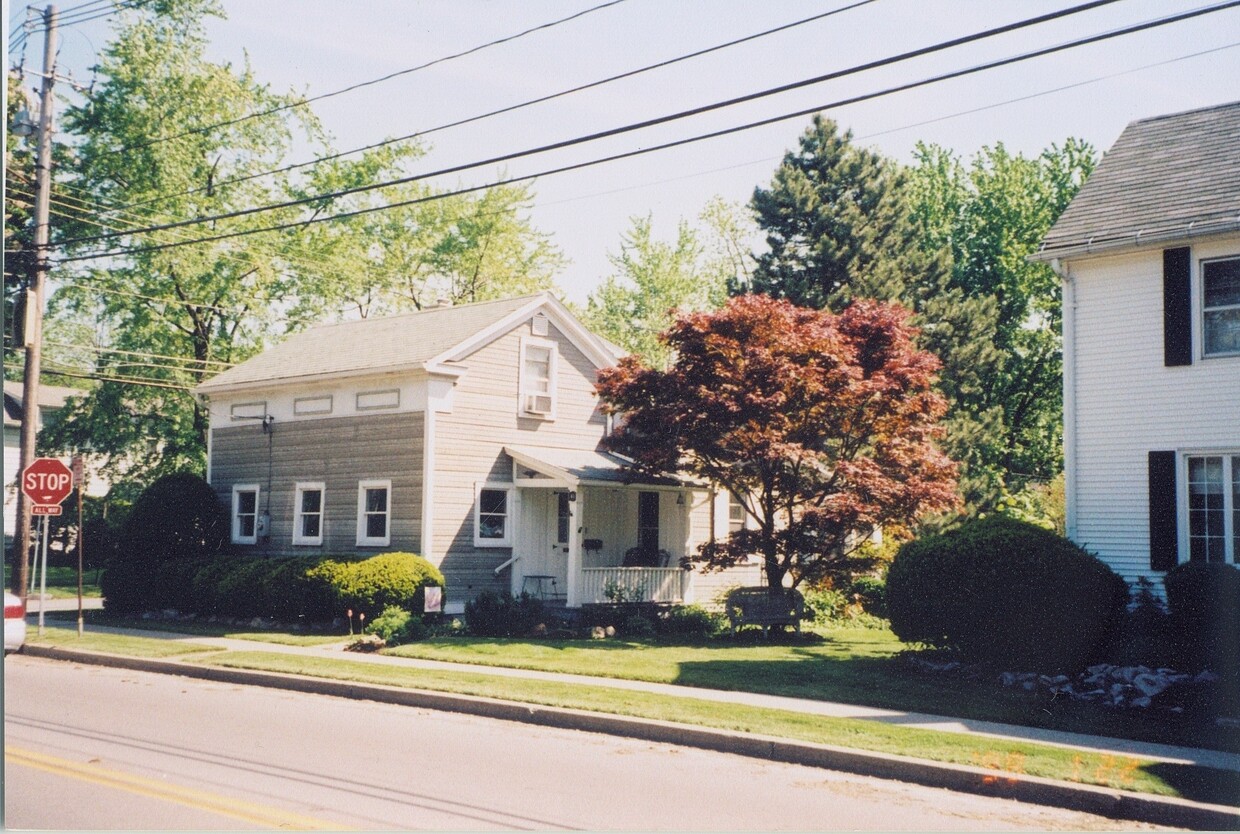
[1032,101,1240,587]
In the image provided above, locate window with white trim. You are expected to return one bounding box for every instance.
[519,337,557,419]
[293,482,325,546]
[232,484,260,545]
[475,484,513,547]
[1186,454,1240,564]
[1202,257,1240,358]
[356,480,391,547]
[727,492,747,534]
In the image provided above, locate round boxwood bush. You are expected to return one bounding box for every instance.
[886,515,1128,673]
[311,552,445,621]
[1164,561,1240,677]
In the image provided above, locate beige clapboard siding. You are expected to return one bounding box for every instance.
[1069,238,1240,586]
[212,412,424,557]
[433,320,608,598]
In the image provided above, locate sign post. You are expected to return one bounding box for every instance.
[72,455,85,637]
[21,458,74,634]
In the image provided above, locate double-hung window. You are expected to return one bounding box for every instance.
[293,482,325,546]
[357,480,391,547]
[1202,257,1240,358]
[232,484,260,545]
[727,492,747,534]
[475,484,513,547]
[1186,454,1240,564]
[519,337,557,419]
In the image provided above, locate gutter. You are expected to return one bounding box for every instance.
[1030,212,1240,264]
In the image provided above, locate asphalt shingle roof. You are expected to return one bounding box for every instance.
[1035,101,1240,260]
[196,294,543,393]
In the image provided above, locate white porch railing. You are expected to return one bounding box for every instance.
[580,567,689,604]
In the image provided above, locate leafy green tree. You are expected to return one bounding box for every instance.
[742,116,1005,514]
[908,140,1095,488]
[41,0,322,484]
[4,72,35,374]
[286,151,564,321]
[585,214,709,367]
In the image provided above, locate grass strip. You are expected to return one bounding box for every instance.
[62,612,349,647]
[198,649,1239,806]
[27,626,222,658]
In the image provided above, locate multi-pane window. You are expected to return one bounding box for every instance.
[728,492,747,534]
[293,482,324,546]
[232,485,259,545]
[638,491,660,552]
[1186,455,1240,564]
[1203,257,1240,357]
[356,480,391,546]
[520,338,557,418]
[475,485,512,546]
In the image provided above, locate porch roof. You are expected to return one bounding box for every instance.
[504,445,691,489]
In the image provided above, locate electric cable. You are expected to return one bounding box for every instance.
[118,0,878,212]
[93,0,630,160]
[55,0,1141,247]
[55,0,1240,263]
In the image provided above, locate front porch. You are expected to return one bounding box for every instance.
[499,445,704,607]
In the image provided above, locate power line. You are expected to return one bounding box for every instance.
[39,362,195,391]
[93,0,630,160]
[56,0,1132,248]
[118,0,878,213]
[56,0,1239,264]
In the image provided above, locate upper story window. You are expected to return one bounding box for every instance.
[1202,257,1240,358]
[232,484,260,545]
[293,482,325,546]
[357,480,391,547]
[519,337,558,419]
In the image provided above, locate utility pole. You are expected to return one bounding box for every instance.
[13,5,58,606]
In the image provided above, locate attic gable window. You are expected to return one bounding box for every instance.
[519,337,557,419]
[1202,257,1240,358]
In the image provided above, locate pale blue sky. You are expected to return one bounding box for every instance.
[9,0,1240,303]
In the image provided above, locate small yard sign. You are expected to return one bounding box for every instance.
[424,586,442,614]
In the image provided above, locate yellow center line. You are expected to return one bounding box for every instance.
[6,745,350,830]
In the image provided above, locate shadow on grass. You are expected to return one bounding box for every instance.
[1142,762,1240,807]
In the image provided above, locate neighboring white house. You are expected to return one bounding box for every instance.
[195,293,759,613]
[1031,101,1240,588]
[3,380,105,542]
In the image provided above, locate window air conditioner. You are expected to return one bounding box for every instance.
[524,394,553,415]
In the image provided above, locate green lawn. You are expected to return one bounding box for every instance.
[385,629,1240,754]
[200,649,1240,806]
[60,611,349,647]
[5,564,102,598]
[27,625,221,658]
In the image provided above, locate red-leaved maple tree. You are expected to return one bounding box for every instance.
[596,295,959,590]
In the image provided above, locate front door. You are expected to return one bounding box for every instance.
[519,490,570,601]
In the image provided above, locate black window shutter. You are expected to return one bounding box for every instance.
[1148,450,1179,571]
[1163,247,1192,367]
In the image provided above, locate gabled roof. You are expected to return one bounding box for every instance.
[195,292,619,395]
[1033,100,1240,262]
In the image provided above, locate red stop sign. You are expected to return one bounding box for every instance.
[22,458,75,507]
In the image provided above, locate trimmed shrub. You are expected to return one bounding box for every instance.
[464,591,545,637]
[656,605,723,640]
[621,613,656,639]
[1164,561,1240,678]
[366,605,428,645]
[102,473,231,613]
[886,516,1128,673]
[312,552,444,621]
[847,576,887,618]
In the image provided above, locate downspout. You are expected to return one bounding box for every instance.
[1050,258,1078,542]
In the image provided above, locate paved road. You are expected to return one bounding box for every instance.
[5,657,1172,831]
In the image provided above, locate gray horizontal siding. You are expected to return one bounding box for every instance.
[212,412,424,557]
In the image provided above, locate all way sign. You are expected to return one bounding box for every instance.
[22,458,75,516]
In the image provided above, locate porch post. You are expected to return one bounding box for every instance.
[566,490,583,607]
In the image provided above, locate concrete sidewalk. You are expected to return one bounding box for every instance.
[50,619,1240,774]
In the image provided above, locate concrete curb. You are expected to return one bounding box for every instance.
[25,644,1240,831]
